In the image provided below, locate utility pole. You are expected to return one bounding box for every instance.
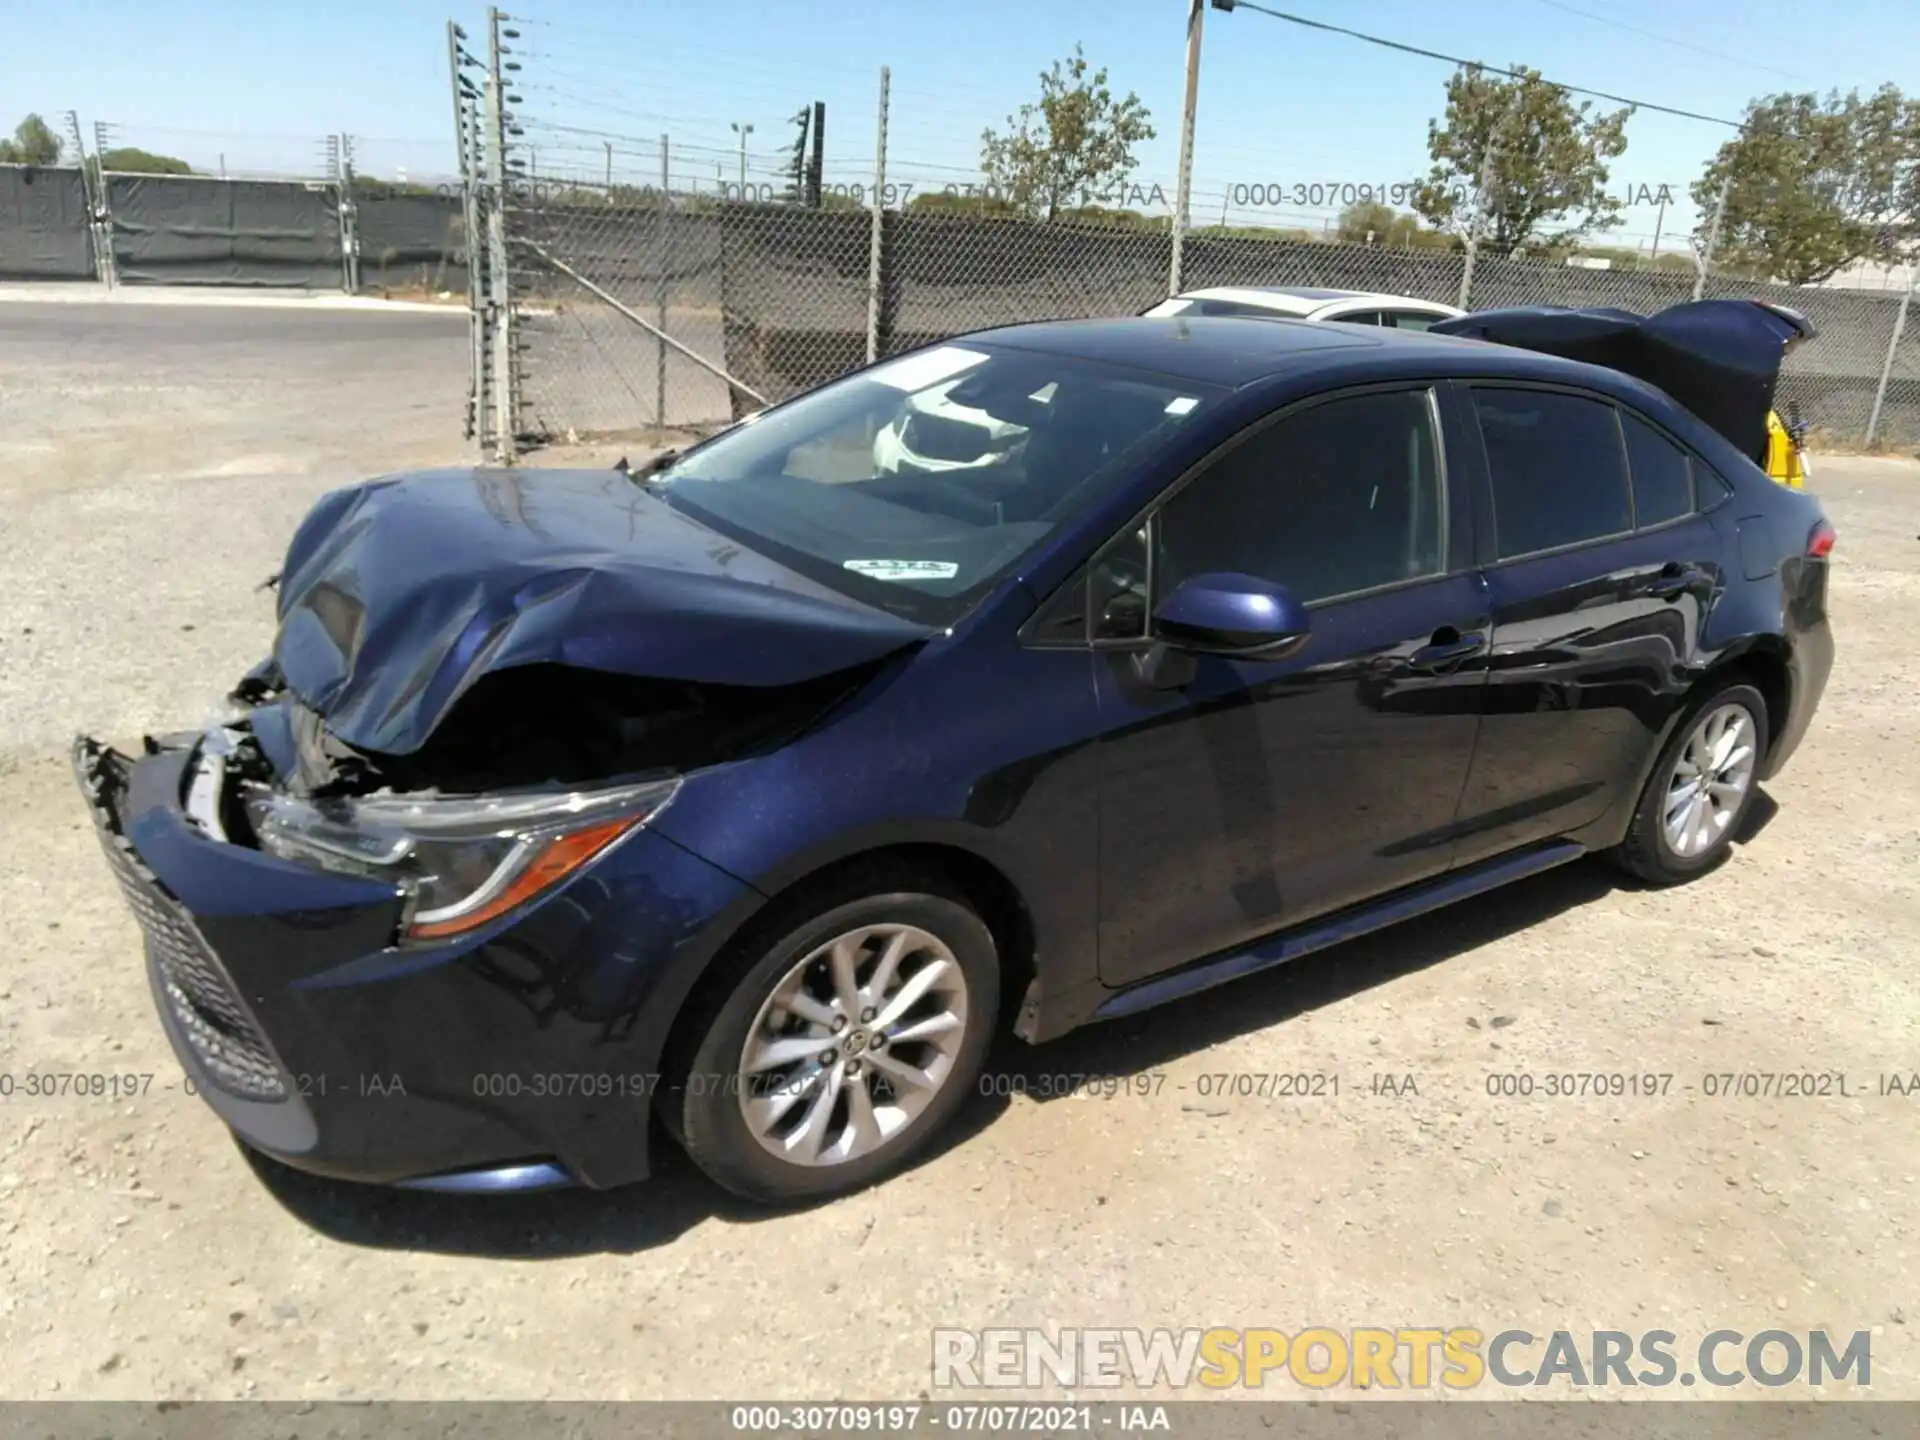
[605,140,613,196]
[1169,0,1206,296]
[1649,191,1667,263]
[730,121,754,192]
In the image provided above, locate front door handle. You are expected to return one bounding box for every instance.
[1407,627,1485,673]
[1648,564,1710,600]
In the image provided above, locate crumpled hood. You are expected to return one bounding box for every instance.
[272,466,932,755]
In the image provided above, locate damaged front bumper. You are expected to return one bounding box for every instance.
[73,726,760,1192]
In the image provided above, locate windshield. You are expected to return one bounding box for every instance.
[655,343,1219,625]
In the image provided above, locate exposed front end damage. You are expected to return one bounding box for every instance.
[72,464,943,1191]
[75,703,764,1191]
[232,653,887,800]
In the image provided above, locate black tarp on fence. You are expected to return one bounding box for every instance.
[715,204,872,421]
[694,207,1920,448]
[510,201,723,301]
[355,191,468,294]
[106,173,343,287]
[0,164,93,280]
[506,196,1920,449]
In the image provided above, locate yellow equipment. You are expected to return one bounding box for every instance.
[1764,405,1810,489]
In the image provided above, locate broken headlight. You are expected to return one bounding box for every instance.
[242,777,680,942]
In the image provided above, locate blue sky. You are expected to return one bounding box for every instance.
[6,0,1919,250]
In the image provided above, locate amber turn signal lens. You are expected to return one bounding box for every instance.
[405,815,639,940]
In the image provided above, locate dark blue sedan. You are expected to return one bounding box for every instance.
[76,300,1835,1204]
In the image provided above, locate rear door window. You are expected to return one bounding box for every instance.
[1472,388,1632,560]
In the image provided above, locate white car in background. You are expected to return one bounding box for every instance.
[1140,285,1464,330]
[873,286,1464,477]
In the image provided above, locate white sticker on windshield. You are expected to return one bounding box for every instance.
[844,559,961,582]
[866,346,990,392]
[1165,396,1200,415]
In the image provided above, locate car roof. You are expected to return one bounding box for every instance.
[963,314,1563,388]
[1173,285,1462,316]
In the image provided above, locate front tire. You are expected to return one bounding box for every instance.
[1609,682,1769,885]
[676,881,999,1205]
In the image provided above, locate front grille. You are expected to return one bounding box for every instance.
[78,744,288,1102]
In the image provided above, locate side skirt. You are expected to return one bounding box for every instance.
[1092,840,1587,1022]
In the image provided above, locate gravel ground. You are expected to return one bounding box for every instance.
[1,299,1917,1403]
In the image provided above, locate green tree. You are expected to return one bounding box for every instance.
[1692,86,1918,285]
[1189,223,1318,243]
[1415,65,1631,256]
[1336,199,1451,249]
[979,45,1155,222]
[95,146,193,175]
[1052,203,1163,230]
[0,113,63,165]
[1544,241,1693,272]
[1336,200,1396,244]
[353,174,442,199]
[906,191,1021,220]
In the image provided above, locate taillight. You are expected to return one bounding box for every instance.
[1807,520,1836,559]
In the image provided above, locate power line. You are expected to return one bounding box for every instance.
[1220,1,1747,130]
[1525,0,1812,82]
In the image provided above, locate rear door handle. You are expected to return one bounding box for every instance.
[1648,564,1710,600]
[1408,627,1485,673]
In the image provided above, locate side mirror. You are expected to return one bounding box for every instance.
[1132,572,1310,689]
[1154,572,1311,657]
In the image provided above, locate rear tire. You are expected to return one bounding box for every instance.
[674,876,999,1205]
[1608,682,1769,886]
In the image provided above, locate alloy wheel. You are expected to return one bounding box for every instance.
[1662,701,1758,859]
[737,923,970,1167]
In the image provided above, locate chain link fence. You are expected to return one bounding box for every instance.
[508,194,867,441]
[473,15,1920,461]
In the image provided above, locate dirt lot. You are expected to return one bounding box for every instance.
[0,297,1917,1403]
